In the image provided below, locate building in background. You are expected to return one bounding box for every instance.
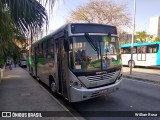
[149,16,160,37]
[119,32,132,44]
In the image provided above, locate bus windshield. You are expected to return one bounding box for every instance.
[69,35,120,72]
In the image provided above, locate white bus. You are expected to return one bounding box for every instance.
[29,23,123,102]
[121,42,160,67]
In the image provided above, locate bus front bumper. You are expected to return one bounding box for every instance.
[69,78,122,102]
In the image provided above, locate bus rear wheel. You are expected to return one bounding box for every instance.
[128,60,135,68]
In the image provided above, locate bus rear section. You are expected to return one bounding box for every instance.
[30,23,123,102]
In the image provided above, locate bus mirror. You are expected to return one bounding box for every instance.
[64,40,69,51]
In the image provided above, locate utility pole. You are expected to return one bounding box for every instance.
[130,0,136,74]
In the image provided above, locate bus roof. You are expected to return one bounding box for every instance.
[121,42,160,48]
[32,23,117,47]
[32,24,68,47]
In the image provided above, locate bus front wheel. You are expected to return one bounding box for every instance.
[50,77,58,97]
[128,60,135,68]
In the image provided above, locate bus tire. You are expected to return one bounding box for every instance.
[49,77,58,97]
[128,60,135,68]
[31,68,36,79]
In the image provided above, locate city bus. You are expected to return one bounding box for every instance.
[121,42,160,67]
[29,23,123,102]
[19,50,27,67]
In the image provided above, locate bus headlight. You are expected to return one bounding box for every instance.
[70,80,82,89]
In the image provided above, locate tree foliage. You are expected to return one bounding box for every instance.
[153,36,160,42]
[0,0,57,67]
[0,0,50,34]
[135,31,153,42]
[66,0,131,29]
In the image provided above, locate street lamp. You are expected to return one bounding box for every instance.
[130,0,136,74]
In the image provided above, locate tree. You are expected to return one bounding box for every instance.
[135,31,153,42]
[0,0,57,67]
[153,36,160,42]
[135,31,147,42]
[0,0,51,34]
[66,0,131,29]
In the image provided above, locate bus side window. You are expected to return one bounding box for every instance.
[125,47,130,54]
[41,42,44,57]
[31,48,35,61]
[37,44,40,57]
[43,41,47,58]
[133,47,137,54]
[120,49,123,54]
[148,47,152,53]
[153,47,157,53]
[147,45,158,53]
[38,43,43,57]
[137,47,141,53]
[142,47,146,53]
[123,49,126,54]
[47,38,55,59]
[121,47,130,54]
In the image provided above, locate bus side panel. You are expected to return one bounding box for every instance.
[37,57,48,85]
[136,53,156,66]
[121,54,137,66]
[122,53,157,66]
[121,54,130,65]
[37,57,55,86]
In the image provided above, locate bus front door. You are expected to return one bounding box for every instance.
[56,38,68,98]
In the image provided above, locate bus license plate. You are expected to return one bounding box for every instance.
[99,89,107,94]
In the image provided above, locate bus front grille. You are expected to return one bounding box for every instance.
[86,71,116,82]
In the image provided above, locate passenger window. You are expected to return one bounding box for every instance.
[147,45,158,53]
[133,47,137,54]
[121,47,131,54]
[137,47,141,53]
[47,38,55,59]
[142,47,146,53]
[137,46,146,53]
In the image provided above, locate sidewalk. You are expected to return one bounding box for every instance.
[123,67,160,84]
[0,67,81,120]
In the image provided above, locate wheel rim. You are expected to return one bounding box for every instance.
[51,82,56,93]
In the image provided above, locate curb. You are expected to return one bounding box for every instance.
[123,75,160,85]
[40,86,82,120]
[22,67,85,120]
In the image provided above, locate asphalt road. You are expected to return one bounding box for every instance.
[68,78,160,120]
[23,67,160,120]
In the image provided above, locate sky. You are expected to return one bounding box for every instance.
[47,0,160,33]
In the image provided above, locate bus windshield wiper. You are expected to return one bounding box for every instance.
[84,33,100,60]
[84,33,99,51]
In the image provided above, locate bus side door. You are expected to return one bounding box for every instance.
[55,38,68,98]
[137,46,146,61]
